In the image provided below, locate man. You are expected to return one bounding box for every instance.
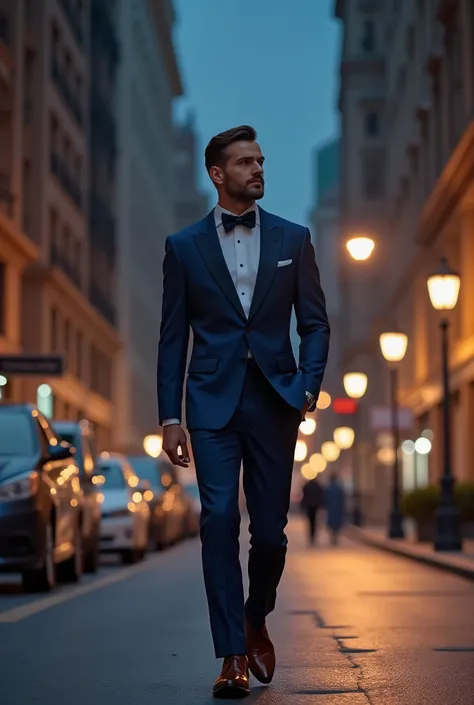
[158,125,329,698]
[301,475,324,546]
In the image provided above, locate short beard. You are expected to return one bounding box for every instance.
[226,179,264,202]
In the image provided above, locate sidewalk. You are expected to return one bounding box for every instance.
[347,524,474,580]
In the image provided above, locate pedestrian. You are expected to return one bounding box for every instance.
[325,472,346,546]
[300,476,323,546]
[157,125,329,698]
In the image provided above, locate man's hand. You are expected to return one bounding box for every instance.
[162,424,190,468]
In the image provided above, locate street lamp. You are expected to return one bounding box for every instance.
[343,372,368,525]
[334,426,355,450]
[379,329,408,539]
[427,257,462,551]
[346,235,375,261]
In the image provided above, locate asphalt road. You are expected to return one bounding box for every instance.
[1,517,474,705]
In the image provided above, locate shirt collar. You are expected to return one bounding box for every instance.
[214,203,260,229]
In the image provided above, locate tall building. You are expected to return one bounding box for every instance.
[0,0,119,450]
[335,0,474,500]
[174,112,209,231]
[113,0,182,454]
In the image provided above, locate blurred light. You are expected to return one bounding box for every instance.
[379,331,408,363]
[317,391,331,410]
[346,235,375,261]
[143,434,162,458]
[144,489,154,502]
[427,257,460,310]
[294,439,308,462]
[161,472,172,487]
[301,463,318,480]
[401,440,416,455]
[343,372,368,399]
[309,453,327,473]
[37,383,52,398]
[0,375,7,386]
[100,451,110,459]
[96,492,105,503]
[70,498,78,507]
[376,432,393,448]
[415,437,432,455]
[333,426,355,450]
[128,476,139,488]
[132,491,142,503]
[377,447,395,465]
[300,418,316,435]
[128,501,137,513]
[50,487,57,495]
[321,441,340,462]
[421,428,434,441]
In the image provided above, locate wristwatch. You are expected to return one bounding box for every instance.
[305,391,316,412]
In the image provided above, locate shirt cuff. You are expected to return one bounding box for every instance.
[162,418,181,426]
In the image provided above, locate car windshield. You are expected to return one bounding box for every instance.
[98,463,126,489]
[128,457,161,489]
[0,408,36,456]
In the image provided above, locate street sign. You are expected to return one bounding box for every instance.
[0,355,65,376]
[370,405,414,431]
[332,397,358,414]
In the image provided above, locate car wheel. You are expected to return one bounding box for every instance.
[56,523,83,583]
[22,521,56,593]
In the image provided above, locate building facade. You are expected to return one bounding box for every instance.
[174,112,209,232]
[0,0,120,450]
[335,0,474,505]
[113,0,182,454]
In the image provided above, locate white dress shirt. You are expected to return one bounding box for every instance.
[162,204,260,427]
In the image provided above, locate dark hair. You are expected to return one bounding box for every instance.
[205,125,257,173]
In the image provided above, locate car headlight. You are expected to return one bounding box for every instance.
[0,472,39,502]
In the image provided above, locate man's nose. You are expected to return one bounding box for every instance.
[253,162,263,174]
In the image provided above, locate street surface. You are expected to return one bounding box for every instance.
[1,516,474,704]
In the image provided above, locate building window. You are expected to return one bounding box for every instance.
[361,19,376,53]
[361,148,385,199]
[0,260,5,335]
[365,112,379,136]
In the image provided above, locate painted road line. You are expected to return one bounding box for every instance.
[0,556,160,623]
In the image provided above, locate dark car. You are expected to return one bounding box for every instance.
[54,420,102,573]
[127,456,192,550]
[0,404,83,592]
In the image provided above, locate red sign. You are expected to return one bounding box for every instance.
[332,398,358,414]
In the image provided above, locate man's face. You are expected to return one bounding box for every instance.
[212,140,265,202]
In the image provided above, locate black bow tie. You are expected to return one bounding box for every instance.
[221,210,256,233]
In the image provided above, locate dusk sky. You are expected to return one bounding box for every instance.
[174,0,341,226]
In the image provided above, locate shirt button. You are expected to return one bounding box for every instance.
[240,264,243,268]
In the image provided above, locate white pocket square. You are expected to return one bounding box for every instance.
[277,259,292,268]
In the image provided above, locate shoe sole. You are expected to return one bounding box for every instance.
[213,683,250,699]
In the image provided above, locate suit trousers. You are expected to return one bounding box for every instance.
[190,359,301,658]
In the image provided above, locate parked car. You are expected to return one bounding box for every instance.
[0,404,83,592]
[96,453,150,564]
[54,420,102,573]
[128,455,191,549]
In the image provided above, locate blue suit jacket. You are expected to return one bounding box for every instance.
[157,207,330,431]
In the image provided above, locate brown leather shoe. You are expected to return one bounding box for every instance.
[213,655,250,699]
[245,619,275,684]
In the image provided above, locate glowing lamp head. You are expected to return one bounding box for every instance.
[427,257,460,311]
[346,235,375,261]
[379,330,408,363]
[343,372,368,399]
[143,434,163,458]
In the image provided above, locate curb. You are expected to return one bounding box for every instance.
[346,526,474,581]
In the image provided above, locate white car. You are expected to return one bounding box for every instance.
[96,453,150,564]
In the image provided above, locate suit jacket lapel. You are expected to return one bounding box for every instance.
[194,211,246,319]
[248,208,283,322]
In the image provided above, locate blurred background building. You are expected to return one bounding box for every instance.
[174,111,209,231]
[334,0,474,520]
[0,0,204,453]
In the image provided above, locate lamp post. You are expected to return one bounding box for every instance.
[343,372,368,525]
[346,235,375,261]
[379,330,408,539]
[427,257,462,551]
